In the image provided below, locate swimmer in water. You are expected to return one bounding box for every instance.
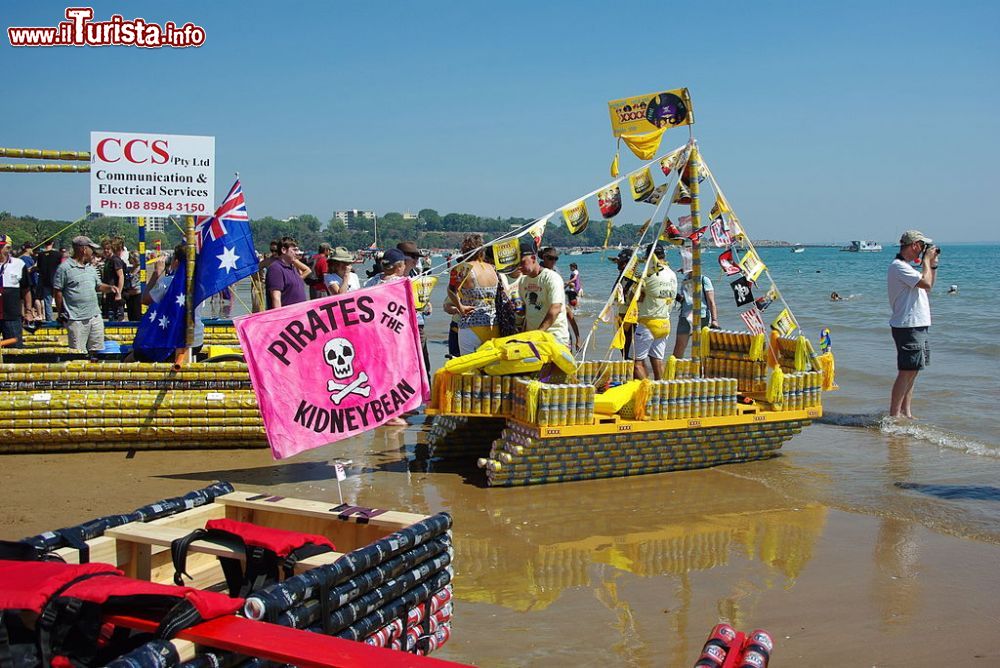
[830,291,843,301]
[947,284,958,295]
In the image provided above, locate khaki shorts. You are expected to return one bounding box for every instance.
[67,315,105,352]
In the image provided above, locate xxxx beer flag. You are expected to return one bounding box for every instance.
[561,200,590,235]
[411,275,438,309]
[739,248,767,282]
[608,88,694,137]
[628,167,655,201]
[235,280,429,459]
[771,307,797,337]
[491,238,521,271]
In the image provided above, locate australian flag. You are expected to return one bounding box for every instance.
[132,256,189,362]
[193,179,259,306]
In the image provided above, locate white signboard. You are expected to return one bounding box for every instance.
[90,131,214,216]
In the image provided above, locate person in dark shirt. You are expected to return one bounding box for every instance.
[100,238,126,321]
[265,237,309,308]
[308,243,331,299]
[35,239,61,322]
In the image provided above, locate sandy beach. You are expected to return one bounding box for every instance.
[3,418,997,667]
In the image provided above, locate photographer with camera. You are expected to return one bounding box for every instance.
[888,229,940,418]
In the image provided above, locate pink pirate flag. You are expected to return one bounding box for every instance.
[235,280,429,459]
[740,307,766,335]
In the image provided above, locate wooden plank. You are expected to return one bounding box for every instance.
[218,491,427,533]
[106,614,473,668]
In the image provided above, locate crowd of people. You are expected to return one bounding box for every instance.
[2,230,724,379]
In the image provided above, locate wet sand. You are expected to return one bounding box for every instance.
[2,421,998,667]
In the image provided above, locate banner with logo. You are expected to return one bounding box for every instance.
[235,280,429,459]
[608,88,694,137]
[491,238,521,271]
[598,185,622,218]
[561,200,589,235]
[628,167,655,201]
[739,248,767,282]
[771,307,796,337]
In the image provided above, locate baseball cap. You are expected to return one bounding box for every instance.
[0,234,11,247]
[383,248,407,264]
[72,235,101,250]
[900,230,932,245]
[518,236,538,257]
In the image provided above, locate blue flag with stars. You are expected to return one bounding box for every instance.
[132,256,189,362]
[193,179,259,306]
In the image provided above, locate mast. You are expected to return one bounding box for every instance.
[373,213,379,249]
[184,214,196,364]
[688,143,703,362]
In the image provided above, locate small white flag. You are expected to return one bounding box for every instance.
[334,463,347,481]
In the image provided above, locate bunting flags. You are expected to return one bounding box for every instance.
[718,248,742,275]
[754,286,777,311]
[598,185,622,218]
[629,167,655,201]
[640,184,668,206]
[610,152,620,178]
[710,215,733,247]
[411,276,439,309]
[740,308,766,335]
[660,152,681,177]
[527,216,548,248]
[603,218,613,248]
[710,196,730,219]
[672,181,692,204]
[492,238,521,271]
[771,308,796,336]
[739,248,766,282]
[561,201,589,235]
[730,276,755,307]
[661,218,682,240]
[687,226,708,244]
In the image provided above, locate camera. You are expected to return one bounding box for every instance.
[922,244,939,259]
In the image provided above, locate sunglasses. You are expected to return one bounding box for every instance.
[405,253,421,259]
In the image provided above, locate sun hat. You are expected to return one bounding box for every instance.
[329,246,356,263]
[899,230,932,245]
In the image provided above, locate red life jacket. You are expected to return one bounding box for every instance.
[0,560,241,668]
[171,518,336,597]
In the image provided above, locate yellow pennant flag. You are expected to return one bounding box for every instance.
[610,151,620,178]
[771,308,796,337]
[491,238,521,271]
[603,219,613,249]
[411,275,438,309]
[620,126,668,160]
[628,167,655,201]
[610,323,626,350]
[561,201,589,235]
[739,248,767,282]
[710,196,730,219]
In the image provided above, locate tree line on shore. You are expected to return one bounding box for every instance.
[0,208,649,253]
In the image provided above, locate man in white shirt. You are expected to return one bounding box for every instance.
[634,245,678,380]
[516,237,570,347]
[887,229,940,418]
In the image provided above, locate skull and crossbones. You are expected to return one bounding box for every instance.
[323,337,371,405]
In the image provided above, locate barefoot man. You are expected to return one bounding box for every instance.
[888,230,940,418]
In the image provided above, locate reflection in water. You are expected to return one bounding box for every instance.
[874,437,921,626]
[423,467,826,663]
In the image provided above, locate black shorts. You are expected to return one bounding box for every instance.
[891,326,930,371]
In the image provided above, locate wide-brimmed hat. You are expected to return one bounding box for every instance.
[899,230,932,245]
[396,241,420,257]
[329,246,356,263]
[71,235,101,250]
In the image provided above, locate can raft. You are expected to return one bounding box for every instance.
[0,361,264,453]
[3,484,458,665]
[478,418,811,487]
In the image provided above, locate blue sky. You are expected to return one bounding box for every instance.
[1,1,997,242]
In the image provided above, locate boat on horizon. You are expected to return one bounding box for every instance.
[842,240,882,252]
[792,246,805,253]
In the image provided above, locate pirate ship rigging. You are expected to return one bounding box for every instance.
[425,89,837,486]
